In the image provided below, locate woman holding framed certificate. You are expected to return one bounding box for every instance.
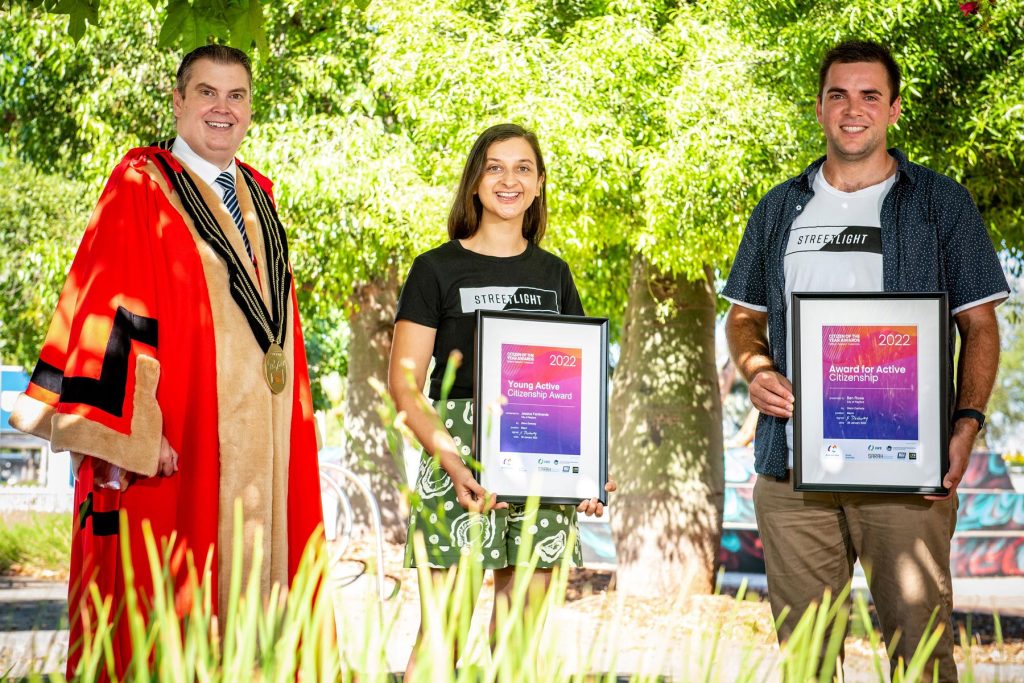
[388,123,614,670]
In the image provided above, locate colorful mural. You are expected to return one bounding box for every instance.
[951,537,1024,578]
[719,529,764,573]
[961,451,1018,489]
[719,448,1024,577]
[582,447,1024,577]
[723,486,756,527]
[957,492,1024,532]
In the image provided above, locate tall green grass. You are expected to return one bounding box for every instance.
[0,512,71,576]
[21,511,969,682]
[7,355,988,681]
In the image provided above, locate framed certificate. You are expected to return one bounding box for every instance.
[473,310,609,504]
[792,293,949,494]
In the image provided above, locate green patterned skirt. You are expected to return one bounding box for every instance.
[405,398,583,569]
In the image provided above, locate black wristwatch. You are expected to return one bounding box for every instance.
[952,408,986,430]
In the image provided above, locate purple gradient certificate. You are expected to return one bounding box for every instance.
[500,344,582,456]
[793,293,946,493]
[821,325,919,458]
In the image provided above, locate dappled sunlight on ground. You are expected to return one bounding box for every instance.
[3,535,1024,679]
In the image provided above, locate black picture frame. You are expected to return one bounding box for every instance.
[473,310,609,504]
[792,292,949,495]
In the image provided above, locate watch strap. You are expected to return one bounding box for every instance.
[952,408,986,430]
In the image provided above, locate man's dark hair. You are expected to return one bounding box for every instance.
[448,123,548,244]
[818,40,901,103]
[175,44,252,93]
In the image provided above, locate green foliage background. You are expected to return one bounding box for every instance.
[1,0,1021,411]
[0,153,87,367]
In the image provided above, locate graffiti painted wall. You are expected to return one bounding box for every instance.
[718,448,1024,577]
[950,452,1024,577]
[719,447,763,573]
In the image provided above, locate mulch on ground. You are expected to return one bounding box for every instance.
[5,537,1023,670]
[566,568,1024,665]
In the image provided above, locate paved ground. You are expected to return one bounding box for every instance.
[0,577,68,678]
[3,567,1024,681]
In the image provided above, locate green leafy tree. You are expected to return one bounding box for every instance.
[7,0,267,50]
[0,153,87,366]
[556,8,800,596]
[987,292,1024,449]
[245,2,448,540]
[0,3,173,183]
[723,0,1024,259]
[4,0,1023,579]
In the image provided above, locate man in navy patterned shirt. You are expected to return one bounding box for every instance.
[723,40,1008,681]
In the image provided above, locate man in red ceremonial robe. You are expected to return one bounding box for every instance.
[9,45,324,676]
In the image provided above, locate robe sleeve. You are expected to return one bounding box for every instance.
[9,153,164,477]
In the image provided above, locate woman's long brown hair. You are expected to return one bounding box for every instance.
[447,123,548,244]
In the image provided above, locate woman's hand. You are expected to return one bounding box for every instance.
[450,465,508,513]
[577,479,617,517]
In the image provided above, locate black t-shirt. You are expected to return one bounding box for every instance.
[396,240,584,399]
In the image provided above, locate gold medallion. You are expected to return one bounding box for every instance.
[264,343,288,394]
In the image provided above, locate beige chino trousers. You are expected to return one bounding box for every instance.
[754,474,959,681]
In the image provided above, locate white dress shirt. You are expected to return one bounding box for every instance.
[171,137,237,201]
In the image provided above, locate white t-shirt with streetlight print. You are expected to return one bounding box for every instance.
[783,169,897,467]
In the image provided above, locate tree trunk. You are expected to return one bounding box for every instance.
[609,255,724,597]
[342,267,407,543]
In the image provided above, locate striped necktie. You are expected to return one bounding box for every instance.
[214,171,255,262]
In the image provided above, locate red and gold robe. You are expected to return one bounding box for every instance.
[9,144,324,676]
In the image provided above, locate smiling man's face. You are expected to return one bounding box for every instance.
[172,58,252,169]
[816,60,901,164]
